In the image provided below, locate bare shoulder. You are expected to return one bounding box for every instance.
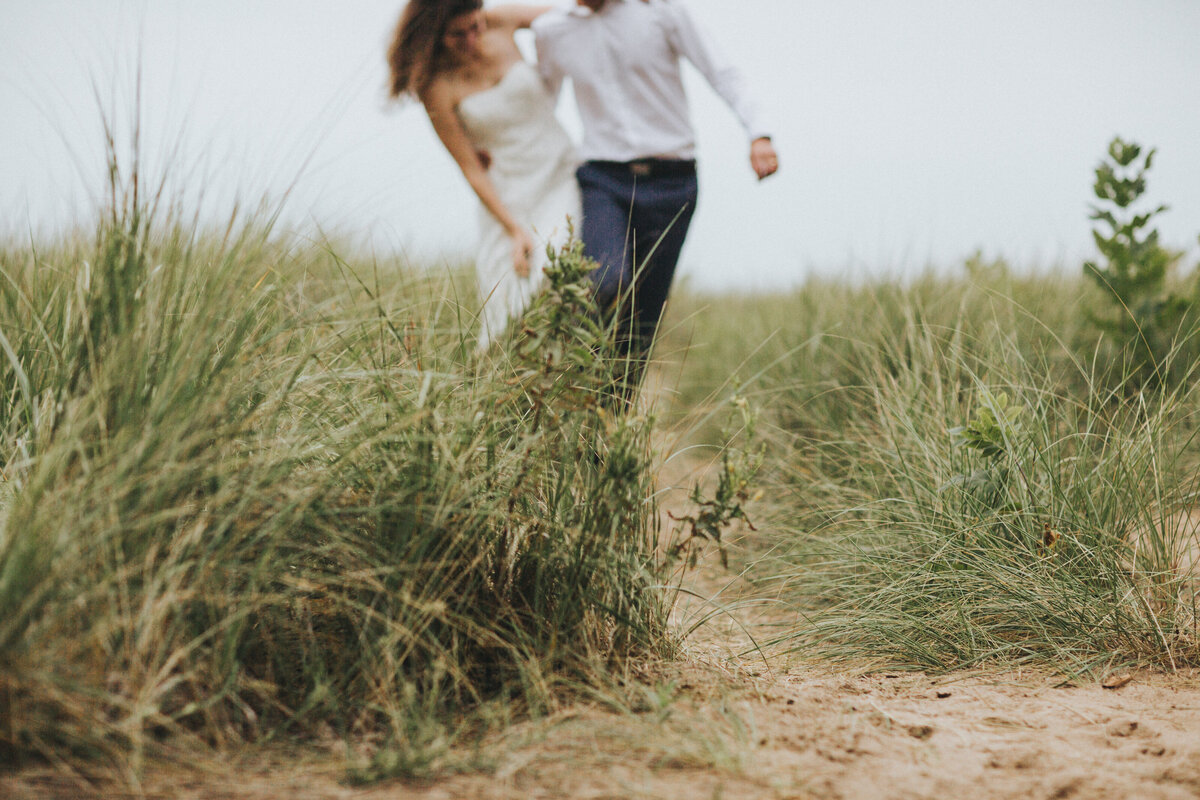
[420,75,458,115]
[473,28,522,75]
[480,25,519,54]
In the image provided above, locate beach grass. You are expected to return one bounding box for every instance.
[0,168,681,781]
[668,256,1200,675]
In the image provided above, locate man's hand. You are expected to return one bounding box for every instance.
[750,137,778,181]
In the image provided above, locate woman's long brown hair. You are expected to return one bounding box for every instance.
[387,0,484,100]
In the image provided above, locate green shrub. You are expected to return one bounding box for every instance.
[0,197,673,780]
[1084,137,1196,386]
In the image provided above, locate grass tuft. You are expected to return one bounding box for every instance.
[668,262,1200,674]
[0,172,675,781]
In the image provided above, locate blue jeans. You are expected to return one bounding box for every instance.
[576,160,699,359]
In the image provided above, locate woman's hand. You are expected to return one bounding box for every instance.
[510,229,534,277]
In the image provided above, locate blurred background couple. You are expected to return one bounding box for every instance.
[387,0,779,379]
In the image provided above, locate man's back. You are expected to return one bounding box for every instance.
[534,0,699,162]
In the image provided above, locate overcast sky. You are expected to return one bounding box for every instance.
[2,0,1199,290]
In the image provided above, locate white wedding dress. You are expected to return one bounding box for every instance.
[456,60,581,349]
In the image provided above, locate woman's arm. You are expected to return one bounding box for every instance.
[484,5,553,31]
[488,1,652,33]
[422,80,533,276]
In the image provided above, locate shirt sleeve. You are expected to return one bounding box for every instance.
[662,2,772,142]
[531,14,566,100]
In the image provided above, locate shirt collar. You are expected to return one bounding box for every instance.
[568,0,623,17]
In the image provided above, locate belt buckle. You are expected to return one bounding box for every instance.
[629,161,652,177]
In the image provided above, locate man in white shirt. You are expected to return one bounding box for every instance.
[533,0,778,394]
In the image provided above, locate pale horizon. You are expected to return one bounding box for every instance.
[2,0,1199,290]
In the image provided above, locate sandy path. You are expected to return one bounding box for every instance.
[14,537,1195,800]
[763,667,1200,800]
[11,662,1196,799]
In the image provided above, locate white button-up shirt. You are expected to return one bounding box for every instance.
[532,0,771,162]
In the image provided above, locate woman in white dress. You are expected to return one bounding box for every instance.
[387,1,580,350]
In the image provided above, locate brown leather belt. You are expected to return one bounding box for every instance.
[587,159,697,178]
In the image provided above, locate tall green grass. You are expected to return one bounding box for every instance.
[669,258,1200,674]
[0,175,675,780]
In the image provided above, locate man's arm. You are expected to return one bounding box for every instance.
[662,3,779,179]
[531,12,567,99]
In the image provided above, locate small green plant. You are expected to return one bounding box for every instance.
[943,389,1028,513]
[1083,137,1191,384]
[949,389,1024,461]
[668,391,764,569]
